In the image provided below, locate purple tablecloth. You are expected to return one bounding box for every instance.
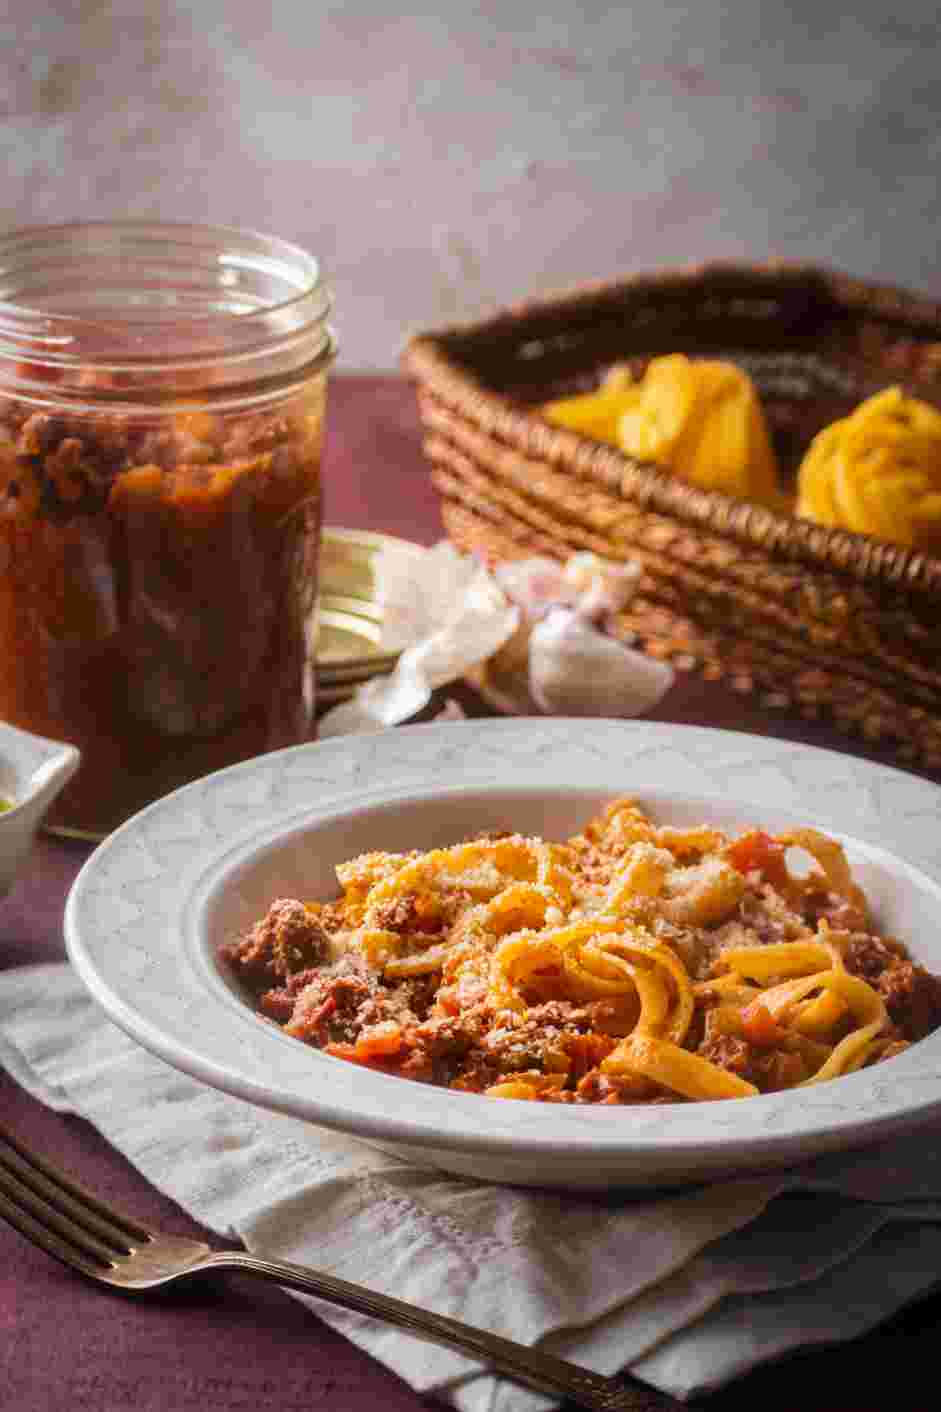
[3,374,941,1412]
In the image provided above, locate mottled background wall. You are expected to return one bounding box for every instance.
[2,1,940,368]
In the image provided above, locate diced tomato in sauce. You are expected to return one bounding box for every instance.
[739,1001,783,1048]
[726,831,790,889]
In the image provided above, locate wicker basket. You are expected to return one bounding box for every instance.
[403,262,941,767]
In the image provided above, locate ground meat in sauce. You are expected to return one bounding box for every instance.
[481,1004,591,1073]
[574,1069,673,1104]
[224,808,941,1104]
[228,903,941,1101]
[876,962,941,1042]
[221,899,329,986]
[841,935,941,1041]
[696,1034,807,1093]
[370,893,445,936]
[736,889,809,946]
[843,934,910,981]
[283,961,379,1046]
[260,954,439,1047]
[413,1012,485,1060]
[800,890,869,933]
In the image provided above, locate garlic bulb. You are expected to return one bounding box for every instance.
[528,608,674,718]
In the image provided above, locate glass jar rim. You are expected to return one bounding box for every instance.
[0,221,336,404]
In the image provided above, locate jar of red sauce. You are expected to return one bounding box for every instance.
[0,222,336,836]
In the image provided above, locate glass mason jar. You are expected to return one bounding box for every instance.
[0,222,336,837]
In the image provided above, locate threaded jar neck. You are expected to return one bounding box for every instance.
[0,221,336,411]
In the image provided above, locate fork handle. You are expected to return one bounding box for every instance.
[200,1250,675,1412]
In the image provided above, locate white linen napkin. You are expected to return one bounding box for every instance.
[4,961,941,1410]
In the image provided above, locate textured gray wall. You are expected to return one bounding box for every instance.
[2,1,940,368]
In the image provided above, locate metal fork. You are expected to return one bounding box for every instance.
[0,1122,676,1412]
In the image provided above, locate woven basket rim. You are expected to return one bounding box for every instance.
[404,259,941,344]
[402,261,941,596]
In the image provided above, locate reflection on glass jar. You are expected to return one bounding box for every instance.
[0,222,336,837]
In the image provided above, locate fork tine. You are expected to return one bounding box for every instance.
[0,1138,130,1266]
[0,1123,151,1246]
[0,1176,110,1276]
[0,1130,137,1255]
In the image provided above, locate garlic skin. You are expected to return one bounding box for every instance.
[528,608,674,718]
[319,557,520,738]
[562,552,641,619]
[490,557,565,676]
[320,544,673,737]
[494,551,641,621]
[492,552,669,719]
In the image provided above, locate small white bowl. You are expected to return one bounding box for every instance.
[0,722,81,896]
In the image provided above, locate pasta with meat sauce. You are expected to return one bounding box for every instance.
[223,800,941,1104]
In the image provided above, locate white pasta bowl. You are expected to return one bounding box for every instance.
[0,722,80,897]
[65,719,941,1190]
